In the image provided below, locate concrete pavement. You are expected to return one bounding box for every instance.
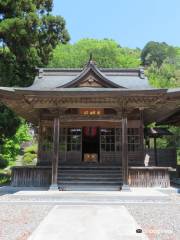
[28,205,148,240]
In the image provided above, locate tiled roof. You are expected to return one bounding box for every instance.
[28,61,150,90]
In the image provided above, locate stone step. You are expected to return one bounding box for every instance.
[58,177,122,182]
[57,185,121,191]
[58,174,122,179]
[58,180,122,184]
[57,165,123,188]
[58,170,122,174]
[58,165,122,170]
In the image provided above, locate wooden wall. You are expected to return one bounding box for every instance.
[38,119,144,166]
[11,166,172,188]
[11,167,51,187]
[129,167,171,187]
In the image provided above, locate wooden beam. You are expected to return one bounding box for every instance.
[33,102,119,109]
[49,117,60,190]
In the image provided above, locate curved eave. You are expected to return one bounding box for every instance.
[0,87,39,124]
[156,108,180,126]
[167,88,180,99]
[0,87,15,95]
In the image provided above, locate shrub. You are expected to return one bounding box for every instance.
[0,121,33,164]
[0,157,8,169]
[177,149,180,165]
[22,145,37,166]
[24,145,37,154]
[0,174,11,185]
[22,153,37,165]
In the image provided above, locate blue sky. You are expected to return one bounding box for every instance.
[53,0,180,49]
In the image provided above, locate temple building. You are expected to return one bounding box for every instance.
[0,59,179,190]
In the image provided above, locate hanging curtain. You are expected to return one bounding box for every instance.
[84,127,97,137]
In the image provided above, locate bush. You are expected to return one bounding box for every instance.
[22,153,37,165]
[0,173,11,185]
[24,145,37,154]
[0,157,8,169]
[0,121,33,164]
[22,145,37,165]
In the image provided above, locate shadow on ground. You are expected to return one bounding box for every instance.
[0,185,49,196]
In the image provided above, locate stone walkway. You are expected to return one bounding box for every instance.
[28,205,148,240]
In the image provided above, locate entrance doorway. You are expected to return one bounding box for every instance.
[82,127,100,162]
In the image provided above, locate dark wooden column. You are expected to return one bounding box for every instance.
[49,117,60,190]
[121,112,130,191]
[139,108,145,163]
[154,137,158,166]
[37,119,43,165]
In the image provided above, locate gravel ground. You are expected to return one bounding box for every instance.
[126,203,180,240]
[0,190,179,240]
[0,204,52,240]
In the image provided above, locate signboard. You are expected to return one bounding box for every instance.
[80,108,104,116]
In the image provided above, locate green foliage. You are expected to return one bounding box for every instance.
[177,149,180,165]
[24,145,37,154]
[0,168,11,185]
[0,121,32,163]
[174,47,180,68]
[49,39,141,68]
[0,157,8,169]
[141,41,176,67]
[22,144,37,165]
[146,62,180,88]
[0,1,69,168]
[0,103,21,142]
[0,0,70,87]
[0,173,10,185]
[22,153,37,165]
[156,127,180,148]
[147,52,180,158]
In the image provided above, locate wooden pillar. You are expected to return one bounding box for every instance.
[49,117,60,190]
[139,108,145,163]
[37,120,43,165]
[154,137,158,166]
[121,112,130,191]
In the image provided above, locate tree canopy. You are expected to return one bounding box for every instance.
[0,0,70,165]
[48,39,141,68]
[48,38,180,89]
[0,0,69,131]
[0,0,70,87]
[141,41,177,67]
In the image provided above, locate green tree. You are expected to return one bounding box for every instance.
[141,41,176,67]
[0,0,70,87]
[146,62,180,88]
[0,0,70,166]
[0,120,32,166]
[48,38,141,68]
[0,103,21,143]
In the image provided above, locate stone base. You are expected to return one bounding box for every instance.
[121,184,131,191]
[49,184,59,191]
